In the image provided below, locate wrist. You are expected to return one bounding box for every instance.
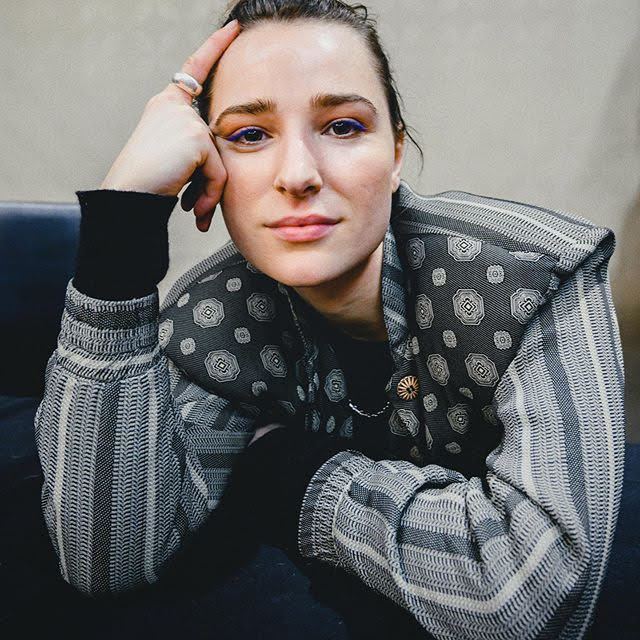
[100,169,180,197]
[99,181,176,196]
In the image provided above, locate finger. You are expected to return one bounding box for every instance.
[183,19,240,81]
[181,169,205,211]
[181,182,198,212]
[196,211,214,233]
[193,144,227,219]
[167,20,241,104]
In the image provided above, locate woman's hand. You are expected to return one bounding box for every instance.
[100,19,241,232]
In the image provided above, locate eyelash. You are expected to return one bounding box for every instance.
[226,119,367,146]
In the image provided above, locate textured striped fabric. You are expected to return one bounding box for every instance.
[34,180,625,639]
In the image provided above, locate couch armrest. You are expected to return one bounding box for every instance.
[0,201,80,396]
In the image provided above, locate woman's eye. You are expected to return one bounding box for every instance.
[328,119,366,137]
[226,119,366,146]
[227,128,265,145]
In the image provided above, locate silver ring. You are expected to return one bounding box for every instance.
[171,71,203,98]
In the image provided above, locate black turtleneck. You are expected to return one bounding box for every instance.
[329,333,393,459]
[304,306,395,460]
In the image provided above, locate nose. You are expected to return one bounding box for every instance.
[273,132,323,198]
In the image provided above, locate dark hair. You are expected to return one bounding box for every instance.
[197,0,424,173]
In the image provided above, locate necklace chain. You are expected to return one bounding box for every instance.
[347,398,391,418]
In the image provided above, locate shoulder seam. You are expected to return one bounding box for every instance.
[555,224,615,277]
[396,180,612,267]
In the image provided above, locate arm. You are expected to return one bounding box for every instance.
[34,190,257,596]
[240,230,625,638]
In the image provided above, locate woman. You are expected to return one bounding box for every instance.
[35,1,626,638]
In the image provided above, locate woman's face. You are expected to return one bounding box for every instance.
[208,20,404,288]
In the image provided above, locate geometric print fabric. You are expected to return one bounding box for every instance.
[401,233,556,474]
[160,227,557,479]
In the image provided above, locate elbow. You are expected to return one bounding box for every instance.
[61,564,161,599]
[60,572,105,599]
[45,517,165,598]
[490,544,591,638]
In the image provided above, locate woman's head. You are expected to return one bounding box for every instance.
[198,0,422,290]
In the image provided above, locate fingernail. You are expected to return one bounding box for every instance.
[226,19,239,30]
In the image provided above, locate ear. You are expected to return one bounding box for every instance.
[391,132,406,193]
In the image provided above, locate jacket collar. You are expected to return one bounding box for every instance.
[379,219,411,368]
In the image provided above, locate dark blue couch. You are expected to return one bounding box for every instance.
[0,200,637,639]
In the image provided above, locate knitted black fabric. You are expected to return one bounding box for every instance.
[219,426,346,556]
[327,325,394,459]
[73,189,177,300]
[304,306,395,459]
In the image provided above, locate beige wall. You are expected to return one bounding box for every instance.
[3,1,639,433]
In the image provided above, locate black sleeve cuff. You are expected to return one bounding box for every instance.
[218,428,348,556]
[72,189,178,301]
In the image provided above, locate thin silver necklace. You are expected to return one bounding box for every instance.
[327,324,392,419]
[347,398,391,418]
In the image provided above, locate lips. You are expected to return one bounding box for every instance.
[267,213,339,242]
[268,214,338,228]
[269,220,338,242]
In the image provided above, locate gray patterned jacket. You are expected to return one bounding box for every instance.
[35,180,625,639]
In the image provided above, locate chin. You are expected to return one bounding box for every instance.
[262,259,341,289]
[271,270,334,289]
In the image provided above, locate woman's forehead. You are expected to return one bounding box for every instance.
[211,20,381,104]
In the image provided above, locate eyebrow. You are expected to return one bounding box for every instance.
[212,93,378,129]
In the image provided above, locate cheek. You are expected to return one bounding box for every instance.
[219,202,248,243]
[218,189,248,242]
[342,162,394,211]
[221,155,268,193]
[219,173,262,225]
[329,142,394,190]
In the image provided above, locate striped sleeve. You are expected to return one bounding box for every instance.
[34,279,257,595]
[298,229,625,639]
